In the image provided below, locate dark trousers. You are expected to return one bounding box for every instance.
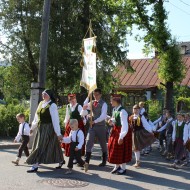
[159,130,166,146]
[67,142,85,169]
[17,135,30,158]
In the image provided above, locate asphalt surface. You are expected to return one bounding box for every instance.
[0,141,190,190]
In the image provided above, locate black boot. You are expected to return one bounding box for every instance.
[85,152,91,164]
[99,152,107,167]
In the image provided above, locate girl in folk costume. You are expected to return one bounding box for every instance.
[172,113,185,168]
[129,105,156,168]
[26,90,64,172]
[58,94,85,169]
[182,113,190,166]
[108,95,132,175]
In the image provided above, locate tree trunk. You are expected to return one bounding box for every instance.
[164,81,174,114]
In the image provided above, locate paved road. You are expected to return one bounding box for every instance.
[0,143,190,190]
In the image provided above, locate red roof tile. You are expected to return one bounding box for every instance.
[114,56,190,90]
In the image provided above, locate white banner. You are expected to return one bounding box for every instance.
[80,37,97,94]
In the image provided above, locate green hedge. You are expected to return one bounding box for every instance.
[0,103,66,137]
[0,104,29,137]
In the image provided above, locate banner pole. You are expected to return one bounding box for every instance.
[89,20,93,128]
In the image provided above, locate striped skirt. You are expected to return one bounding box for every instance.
[26,123,63,165]
[133,129,156,151]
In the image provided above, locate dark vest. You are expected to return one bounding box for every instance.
[130,115,143,132]
[37,101,53,124]
[176,121,185,139]
[92,99,105,126]
[68,104,82,121]
[166,119,174,135]
[113,106,124,127]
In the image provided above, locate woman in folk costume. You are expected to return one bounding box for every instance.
[108,95,132,175]
[58,94,85,169]
[129,105,156,168]
[26,89,64,173]
[172,113,186,168]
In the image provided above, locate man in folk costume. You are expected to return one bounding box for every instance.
[81,88,108,168]
[129,105,156,168]
[57,94,85,169]
[108,95,132,175]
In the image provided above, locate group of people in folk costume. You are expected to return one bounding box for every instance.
[12,88,190,174]
[153,109,190,168]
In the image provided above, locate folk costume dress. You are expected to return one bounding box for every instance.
[61,103,85,156]
[129,114,156,151]
[26,100,63,165]
[172,121,186,161]
[108,106,132,164]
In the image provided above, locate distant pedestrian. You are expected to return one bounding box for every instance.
[12,113,30,165]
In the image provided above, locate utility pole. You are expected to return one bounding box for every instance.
[29,0,51,147]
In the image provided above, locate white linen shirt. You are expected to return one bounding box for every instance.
[62,129,84,149]
[31,100,61,136]
[81,97,107,124]
[111,105,129,140]
[15,122,30,142]
[157,117,173,132]
[133,114,153,133]
[64,103,83,124]
[183,121,190,144]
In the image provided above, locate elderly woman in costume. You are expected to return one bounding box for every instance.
[26,89,64,172]
[108,95,132,175]
[129,105,156,168]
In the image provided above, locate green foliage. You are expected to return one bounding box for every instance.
[0,104,29,137]
[0,0,131,98]
[146,100,162,121]
[58,105,66,132]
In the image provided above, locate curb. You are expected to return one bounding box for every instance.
[0,143,20,149]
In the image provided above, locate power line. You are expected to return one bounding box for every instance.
[169,2,190,16]
[179,0,190,7]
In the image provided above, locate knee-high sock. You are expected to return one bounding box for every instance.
[114,164,120,170]
[134,151,140,162]
[32,163,39,168]
[120,163,126,170]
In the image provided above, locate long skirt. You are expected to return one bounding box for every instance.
[174,138,185,160]
[61,119,85,157]
[133,129,156,151]
[26,123,63,165]
[108,125,132,164]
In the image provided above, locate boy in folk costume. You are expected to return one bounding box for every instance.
[153,108,167,152]
[108,95,132,175]
[57,94,85,169]
[12,113,30,165]
[156,110,174,159]
[171,113,185,168]
[62,119,88,174]
[129,105,156,167]
[182,113,190,166]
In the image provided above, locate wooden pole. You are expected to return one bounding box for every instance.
[89,20,93,128]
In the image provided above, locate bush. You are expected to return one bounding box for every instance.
[58,105,66,133]
[0,103,29,137]
[146,100,162,121]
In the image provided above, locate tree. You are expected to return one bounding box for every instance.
[0,0,132,100]
[125,0,184,113]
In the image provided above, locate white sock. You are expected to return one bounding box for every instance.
[32,163,39,168]
[16,157,20,161]
[120,163,126,170]
[114,164,120,170]
[134,151,140,162]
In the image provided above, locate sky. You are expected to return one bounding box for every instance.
[1,0,190,60]
[127,0,190,59]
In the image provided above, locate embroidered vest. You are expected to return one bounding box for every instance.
[113,106,124,127]
[130,115,143,132]
[68,104,82,121]
[37,101,53,124]
[92,99,105,126]
[176,121,185,139]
